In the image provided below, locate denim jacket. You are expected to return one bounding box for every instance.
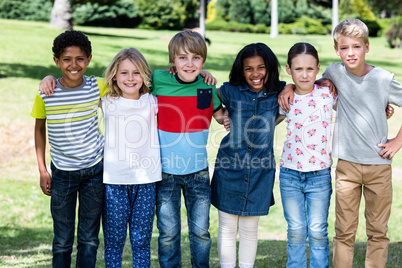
[211,82,280,216]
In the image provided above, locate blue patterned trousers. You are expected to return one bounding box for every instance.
[103,183,156,268]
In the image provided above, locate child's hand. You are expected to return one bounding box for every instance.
[223,109,230,131]
[200,70,217,86]
[40,76,56,97]
[278,84,295,113]
[39,170,52,196]
[378,138,402,160]
[166,66,177,75]
[386,105,394,119]
[316,79,337,97]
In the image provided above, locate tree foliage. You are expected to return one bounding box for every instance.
[368,0,402,17]
[228,0,252,24]
[339,0,376,21]
[385,16,402,48]
[137,0,198,30]
[0,0,52,21]
[250,0,270,25]
[295,0,309,18]
[73,0,140,28]
[276,0,295,23]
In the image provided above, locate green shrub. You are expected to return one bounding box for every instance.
[206,19,270,34]
[278,17,327,35]
[360,18,382,37]
[206,18,230,31]
[0,0,52,21]
[229,0,252,24]
[137,0,198,30]
[73,0,140,28]
[377,18,393,37]
[278,23,293,35]
[385,16,402,48]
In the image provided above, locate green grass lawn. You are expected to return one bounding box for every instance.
[0,19,401,267]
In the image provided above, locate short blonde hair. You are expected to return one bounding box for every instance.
[104,48,152,99]
[168,30,207,64]
[333,19,369,47]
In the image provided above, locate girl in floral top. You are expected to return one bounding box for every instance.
[279,42,336,268]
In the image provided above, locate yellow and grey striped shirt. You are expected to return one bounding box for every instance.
[31,76,106,171]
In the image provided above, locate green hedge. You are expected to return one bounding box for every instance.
[0,0,52,21]
[73,0,140,28]
[207,17,327,35]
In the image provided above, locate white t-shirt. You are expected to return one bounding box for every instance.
[102,93,162,184]
[279,85,337,171]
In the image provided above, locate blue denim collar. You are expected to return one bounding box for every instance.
[238,83,274,98]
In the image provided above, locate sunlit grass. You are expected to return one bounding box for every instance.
[0,19,401,267]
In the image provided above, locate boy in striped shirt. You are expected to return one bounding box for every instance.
[31,30,106,268]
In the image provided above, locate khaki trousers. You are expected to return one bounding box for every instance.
[333,159,392,268]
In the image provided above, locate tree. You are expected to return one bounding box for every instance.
[339,0,376,20]
[295,0,309,18]
[277,0,295,23]
[50,0,118,30]
[229,0,252,24]
[251,0,270,25]
[50,0,72,30]
[270,0,278,38]
[368,0,402,17]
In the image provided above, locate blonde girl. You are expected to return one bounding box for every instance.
[101,48,161,268]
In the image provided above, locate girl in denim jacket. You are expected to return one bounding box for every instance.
[211,43,284,268]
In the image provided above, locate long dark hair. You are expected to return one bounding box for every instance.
[229,43,280,92]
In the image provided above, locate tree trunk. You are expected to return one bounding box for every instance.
[270,0,278,38]
[50,0,73,30]
[332,0,339,35]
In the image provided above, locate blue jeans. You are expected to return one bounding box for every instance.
[103,183,156,268]
[279,167,332,268]
[50,161,104,268]
[156,168,211,268]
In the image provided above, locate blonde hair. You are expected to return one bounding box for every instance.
[104,48,152,99]
[333,19,369,47]
[168,30,207,64]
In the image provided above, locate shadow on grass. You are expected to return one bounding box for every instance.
[0,62,107,81]
[81,31,150,40]
[0,227,401,267]
[0,225,52,267]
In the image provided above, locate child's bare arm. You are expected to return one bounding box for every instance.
[315,78,337,97]
[166,67,217,86]
[378,124,402,160]
[35,119,52,196]
[199,70,217,86]
[213,107,226,124]
[278,84,295,113]
[386,105,394,119]
[39,76,57,97]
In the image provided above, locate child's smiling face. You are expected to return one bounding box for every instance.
[172,48,204,83]
[53,46,91,88]
[242,55,268,93]
[113,58,143,100]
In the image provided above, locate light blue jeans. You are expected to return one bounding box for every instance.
[156,168,211,268]
[279,167,332,268]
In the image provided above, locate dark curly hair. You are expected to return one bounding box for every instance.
[52,30,92,59]
[229,43,281,93]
